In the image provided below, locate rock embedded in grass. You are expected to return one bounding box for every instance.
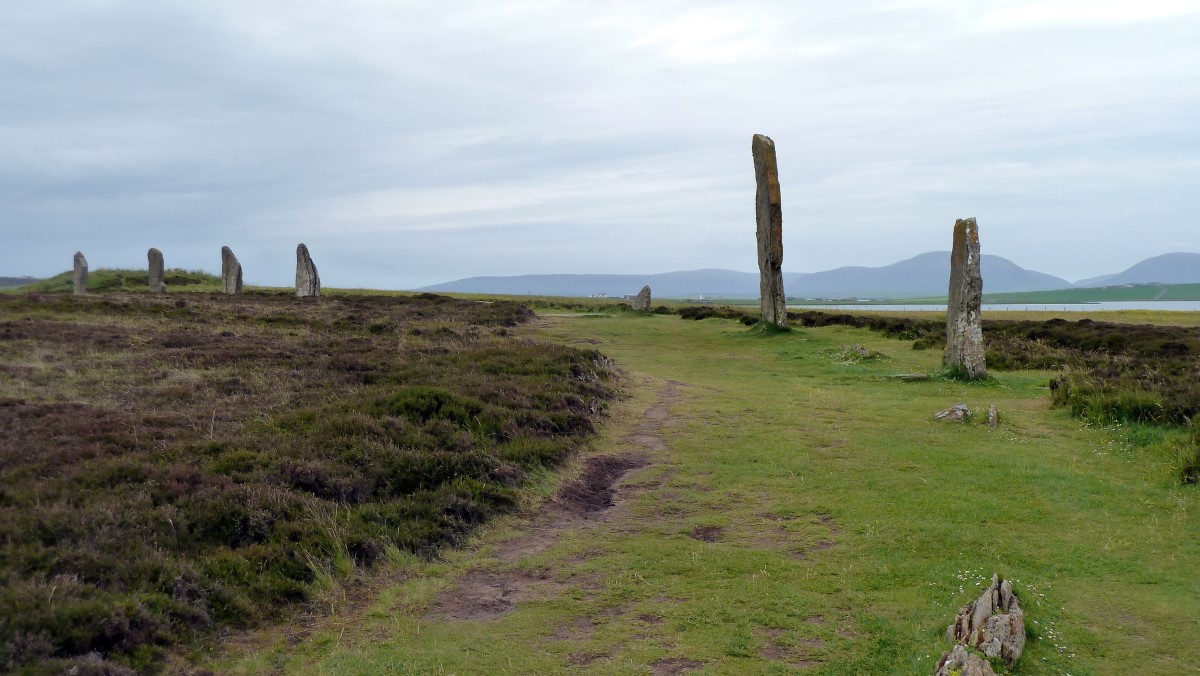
[935,644,995,676]
[631,285,652,312]
[221,246,243,295]
[295,243,320,297]
[934,403,971,422]
[752,133,787,328]
[945,573,1025,666]
[73,251,87,294]
[148,247,166,293]
[945,217,986,378]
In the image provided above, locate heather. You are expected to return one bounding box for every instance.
[0,292,617,673]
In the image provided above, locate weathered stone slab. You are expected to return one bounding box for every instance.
[946,574,1025,666]
[147,248,166,293]
[73,252,88,295]
[987,405,998,429]
[752,133,787,328]
[295,243,320,297]
[945,217,985,378]
[934,403,970,422]
[221,246,243,295]
[632,285,652,312]
[935,645,995,676]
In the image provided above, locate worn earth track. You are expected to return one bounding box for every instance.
[428,380,684,623]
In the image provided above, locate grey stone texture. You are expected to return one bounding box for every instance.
[632,285,652,312]
[935,645,995,676]
[934,403,971,422]
[147,248,166,293]
[945,217,986,378]
[946,574,1026,666]
[73,252,88,295]
[295,243,320,297]
[221,246,243,295]
[752,133,787,328]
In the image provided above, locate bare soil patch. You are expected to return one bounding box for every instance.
[651,657,704,674]
[430,381,679,624]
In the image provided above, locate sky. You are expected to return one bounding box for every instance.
[2,0,1199,288]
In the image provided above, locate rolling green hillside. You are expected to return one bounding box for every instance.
[12,268,222,293]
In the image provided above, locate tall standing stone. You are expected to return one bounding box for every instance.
[945,217,986,378]
[147,248,166,293]
[752,134,787,328]
[221,246,243,295]
[73,252,88,295]
[295,243,320,297]
[631,285,652,312]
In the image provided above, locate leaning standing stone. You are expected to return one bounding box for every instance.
[752,134,787,328]
[631,285,652,312]
[945,217,986,378]
[73,251,88,295]
[147,248,166,293]
[221,246,243,295]
[295,243,320,297]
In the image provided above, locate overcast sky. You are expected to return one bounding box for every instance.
[3,0,1198,288]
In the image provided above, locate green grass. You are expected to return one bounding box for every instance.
[210,311,1199,674]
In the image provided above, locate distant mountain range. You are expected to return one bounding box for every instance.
[0,276,41,289]
[1073,253,1200,288]
[420,252,1072,299]
[421,251,1200,299]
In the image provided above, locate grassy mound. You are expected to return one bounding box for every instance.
[16,268,221,294]
[0,292,618,673]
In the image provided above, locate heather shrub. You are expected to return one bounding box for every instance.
[0,292,618,672]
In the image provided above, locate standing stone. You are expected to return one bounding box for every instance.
[945,217,986,378]
[295,243,320,297]
[72,252,88,295]
[220,246,243,295]
[752,134,787,328]
[147,248,166,293]
[631,285,652,312]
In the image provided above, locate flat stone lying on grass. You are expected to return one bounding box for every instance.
[73,251,87,294]
[631,285,652,312]
[148,247,166,292]
[295,243,320,297]
[946,573,1025,665]
[221,246,243,295]
[935,645,995,676]
[934,403,970,422]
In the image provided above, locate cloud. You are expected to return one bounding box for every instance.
[1,0,1198,287]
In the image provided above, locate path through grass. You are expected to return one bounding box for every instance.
[215,313,1199,674]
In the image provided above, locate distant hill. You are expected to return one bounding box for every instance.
[420,252,1071,299]
[15,268,221,294]
[784,252,1069,298]
[0,276,40,289]
[1075,253,1200,287]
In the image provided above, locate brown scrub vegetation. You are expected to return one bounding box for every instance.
[0,291,618,673]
